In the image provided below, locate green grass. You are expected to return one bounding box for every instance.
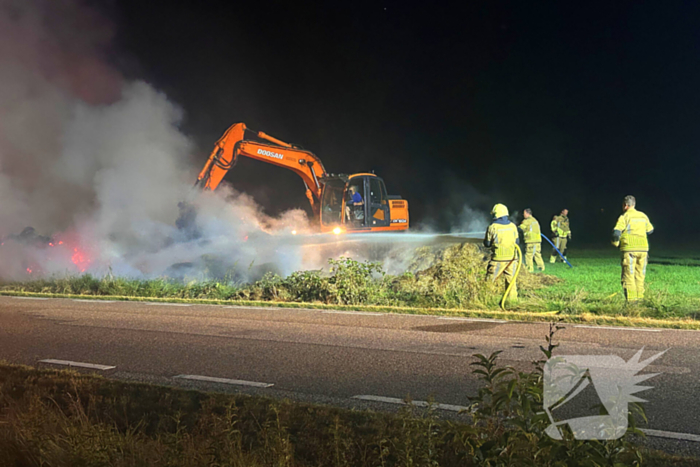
[529,248,700,319]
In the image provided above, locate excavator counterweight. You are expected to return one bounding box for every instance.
[196,123,409,233]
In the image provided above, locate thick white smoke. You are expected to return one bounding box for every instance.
[0,0,109,234]
[0,0,316,281]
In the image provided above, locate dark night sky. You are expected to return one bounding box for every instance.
[112,0,700,245]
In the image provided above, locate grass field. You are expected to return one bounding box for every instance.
[530,247,700,319]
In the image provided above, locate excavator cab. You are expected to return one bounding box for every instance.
[320,174,408,233]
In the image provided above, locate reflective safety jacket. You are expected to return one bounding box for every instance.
[484,217,519,261]
[519,217,541,244]
[612,208,654,252]
[551,215,570,238]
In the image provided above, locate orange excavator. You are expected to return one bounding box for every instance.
[196,123,409,233]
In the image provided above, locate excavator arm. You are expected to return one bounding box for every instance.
[196,123,328,215]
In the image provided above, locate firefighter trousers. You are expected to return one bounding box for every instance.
[486,259,517,299]
[525,242,545,272]
[621,251,648,301]
[550,237,568,263]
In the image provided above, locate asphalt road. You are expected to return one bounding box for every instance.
[1,296,699,455]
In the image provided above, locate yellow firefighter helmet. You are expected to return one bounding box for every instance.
[491,203,509,218]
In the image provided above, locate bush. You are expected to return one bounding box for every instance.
[328,257,384,305]
[284,270,330,303]
[241,272,291,301]
[460,323,647,466]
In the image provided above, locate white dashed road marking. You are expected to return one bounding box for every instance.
[174,374,274,388]
[352,395,468,412]
[640,428,700,442]
[39,359,116,371]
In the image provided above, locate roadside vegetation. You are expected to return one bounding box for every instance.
[0,329,694,466]
[2,244,700,323]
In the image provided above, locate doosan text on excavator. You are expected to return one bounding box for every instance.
[195,123,409,234]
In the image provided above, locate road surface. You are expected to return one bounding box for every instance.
[0,296,699,455]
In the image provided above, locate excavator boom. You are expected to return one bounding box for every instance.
[196,123,327,214]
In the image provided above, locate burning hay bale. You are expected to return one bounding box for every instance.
[239,243,560,309]
[388,243,560,309]
[0,227,91,279]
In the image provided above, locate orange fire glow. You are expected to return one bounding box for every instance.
[71,247,91,273]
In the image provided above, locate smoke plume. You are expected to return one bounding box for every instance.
[0,0,492,283]
[0,0,318,281]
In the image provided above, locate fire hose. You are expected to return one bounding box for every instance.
[496,243,522,310]
[540,233,573,268]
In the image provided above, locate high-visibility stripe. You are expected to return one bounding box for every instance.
[492,262,502,281]
[628,253,635,275]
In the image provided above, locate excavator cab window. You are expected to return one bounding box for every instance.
[321,179,345,225]
[321,176,393,231]
[368,178,390,227]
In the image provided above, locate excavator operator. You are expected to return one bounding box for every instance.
[345,185,364,224]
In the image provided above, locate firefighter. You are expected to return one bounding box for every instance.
[519,208,545,273]
[549,208,571,263]
[484,203,519,299]
[612,195,654,302]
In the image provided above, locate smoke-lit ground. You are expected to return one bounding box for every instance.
[0,0,489,283]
